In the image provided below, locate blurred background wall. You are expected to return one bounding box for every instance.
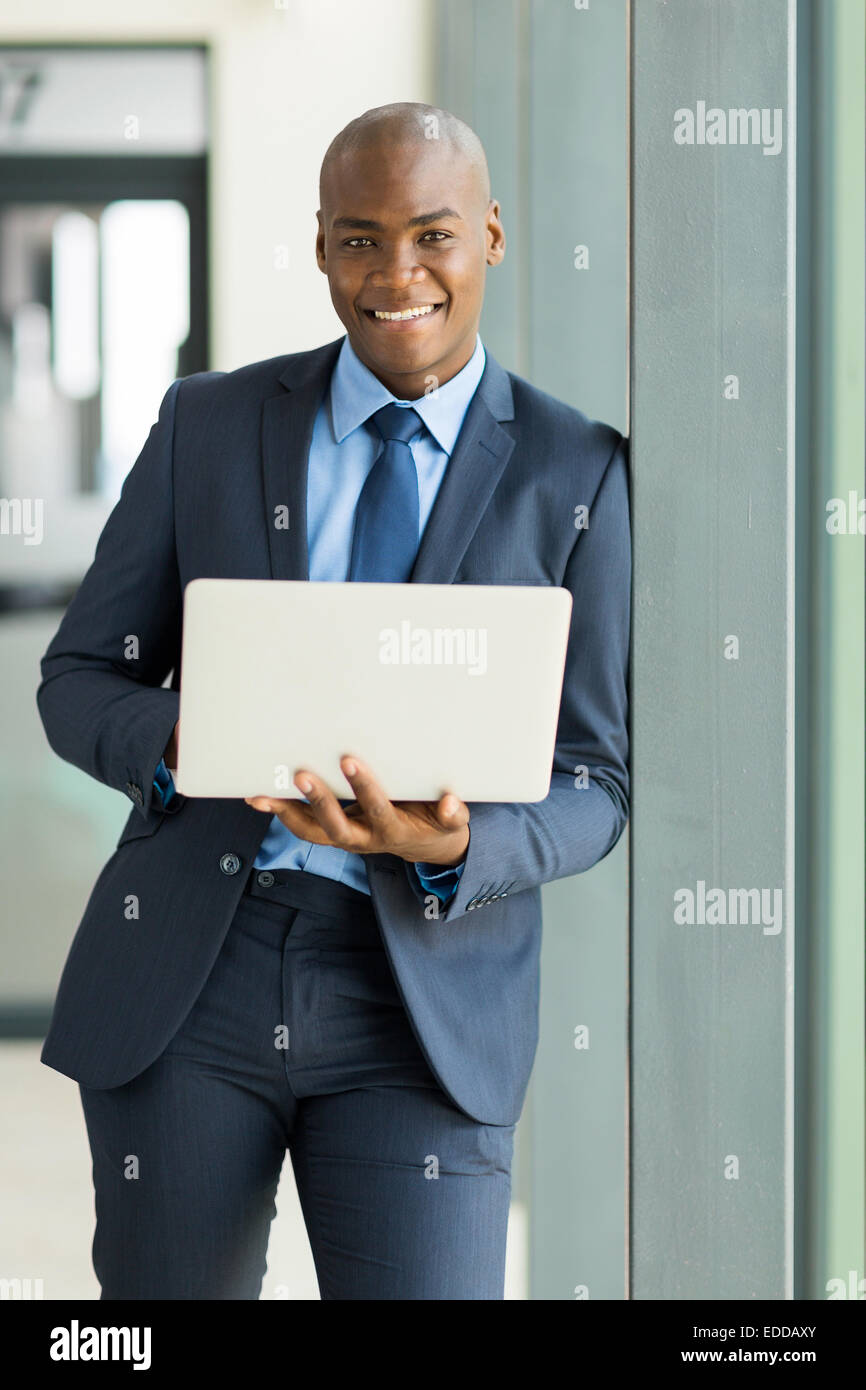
[0,0,436,1017]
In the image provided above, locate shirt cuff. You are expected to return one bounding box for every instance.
[412,859,465,904]
[152,758,177,808]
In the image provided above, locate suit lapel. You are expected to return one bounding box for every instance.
[261,338,343,581]
[410,351,515,584]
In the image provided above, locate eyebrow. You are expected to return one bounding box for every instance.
[331,208,463,231]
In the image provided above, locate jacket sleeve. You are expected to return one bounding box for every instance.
[36,378,185,821]
[441,436,631,921]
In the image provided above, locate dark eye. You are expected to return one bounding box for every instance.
[344,237,374,248]
[421,231,450,242]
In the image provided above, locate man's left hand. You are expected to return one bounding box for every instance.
[244,755,470,867]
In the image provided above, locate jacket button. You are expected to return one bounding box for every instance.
[220,853,241,875]
[257,870,275,887]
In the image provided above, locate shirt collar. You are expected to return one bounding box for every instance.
[329,333,487,456]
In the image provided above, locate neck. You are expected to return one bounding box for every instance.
[355,336,478,402]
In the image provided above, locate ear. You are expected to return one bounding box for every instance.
[315,210,327,273]
[485,199,506,266]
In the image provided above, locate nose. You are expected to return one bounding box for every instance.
[367,242,427,292]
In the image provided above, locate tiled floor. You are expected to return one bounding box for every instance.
[0,1041,526,1300]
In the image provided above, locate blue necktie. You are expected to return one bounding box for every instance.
[348,403,422,582]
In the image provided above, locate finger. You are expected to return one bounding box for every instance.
[294,770,370,849]
[435,792,470,829]
[338,756,397,831]
[244,795,341,846]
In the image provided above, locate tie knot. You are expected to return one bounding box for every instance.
[370,402,422,446]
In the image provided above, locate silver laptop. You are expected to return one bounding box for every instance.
[173,578,572,803]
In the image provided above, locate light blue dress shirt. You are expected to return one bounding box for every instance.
[154,333,486,901]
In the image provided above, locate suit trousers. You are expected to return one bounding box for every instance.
[78,867,515,1300]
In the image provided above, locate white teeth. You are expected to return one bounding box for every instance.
[372,304,437,320]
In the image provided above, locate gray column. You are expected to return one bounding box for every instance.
[630,0,796,1297]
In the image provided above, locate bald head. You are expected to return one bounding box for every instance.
[319,102,491,215]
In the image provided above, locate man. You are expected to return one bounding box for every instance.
[37,103,631,1301]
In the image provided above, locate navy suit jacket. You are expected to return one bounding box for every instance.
[36,336,631,1126]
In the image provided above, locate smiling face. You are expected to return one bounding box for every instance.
[316,136,505,400]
